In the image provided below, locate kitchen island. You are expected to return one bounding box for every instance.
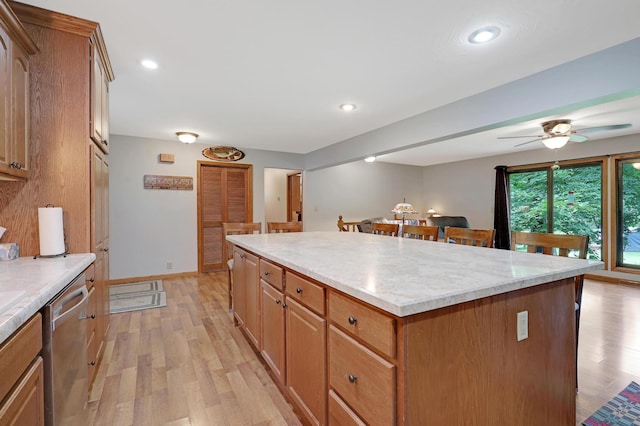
[227,231,603,425]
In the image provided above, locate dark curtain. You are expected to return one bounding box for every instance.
[494,165,511,250]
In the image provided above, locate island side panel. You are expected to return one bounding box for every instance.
[402,278,576,425]
[489,277,576,425]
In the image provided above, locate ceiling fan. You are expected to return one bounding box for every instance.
[499,119,631,149]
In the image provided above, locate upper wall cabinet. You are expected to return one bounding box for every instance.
[90,29,112,154]
[0,1,37,180]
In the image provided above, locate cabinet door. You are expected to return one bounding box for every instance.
[90,41,108,153]
[11,43,30,174]
[286,297,326,426]
[243,252,260,349]
[232,247,246,325]
[91,144,110,358]
[0,26,9,170]
[260,281,285,385]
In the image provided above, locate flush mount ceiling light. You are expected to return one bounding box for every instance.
[364,156,376,163]
[468,26,500,44]
[176,131,199,144]
[141,59,158,69]
[339,103,357,112]
[541,135,570,149]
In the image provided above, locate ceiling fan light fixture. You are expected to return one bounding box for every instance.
[551,122,572,134]
[176,131,199,144]
[541,135,570,149]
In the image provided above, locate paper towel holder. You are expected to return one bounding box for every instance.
[34,204,68,259]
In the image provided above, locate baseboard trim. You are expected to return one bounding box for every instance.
[109,271,199,286]
[585,273,640,287]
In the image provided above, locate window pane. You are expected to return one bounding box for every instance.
[619,161,640,268]
[510,170,548,234]
[552,164,602,260]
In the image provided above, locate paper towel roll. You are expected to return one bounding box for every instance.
[38,207,65,256]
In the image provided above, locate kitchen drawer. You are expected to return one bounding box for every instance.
[285,271,325,315]
[329,291,396,358]
[329,325,395,426]
[260,258,283,290]
[0,313,42,403]
[0,356,44,425]
[328,389,366,426]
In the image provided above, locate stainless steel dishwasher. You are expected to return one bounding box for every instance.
[43,271,89,426]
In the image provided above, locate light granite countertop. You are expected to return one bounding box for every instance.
[227,231,604,317]
[0,254,95,345]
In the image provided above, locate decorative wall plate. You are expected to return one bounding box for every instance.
[202,146,245,161]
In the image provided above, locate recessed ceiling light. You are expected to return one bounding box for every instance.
[141,59,158,69]
[364,156,376,163]
[339,103,357,112]
[468,27,500,44]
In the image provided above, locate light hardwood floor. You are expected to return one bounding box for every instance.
[89,274,640,425]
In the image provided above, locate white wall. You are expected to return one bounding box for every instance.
[264,168,292,223]
[109,134,304,280]
[110,132,638,282]
[304,160,424,231]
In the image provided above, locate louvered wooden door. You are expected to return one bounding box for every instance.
[198,162,252,272]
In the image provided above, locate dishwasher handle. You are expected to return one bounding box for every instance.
[52,285,89,332]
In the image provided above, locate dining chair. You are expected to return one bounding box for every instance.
[370,222,400,237]
[337,215,359,232]
[267,221,303,233]
[402,225,439,241]
[443,227,495,248]
[510,230,588,389]
[222,222,262,311]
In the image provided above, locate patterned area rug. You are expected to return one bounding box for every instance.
[583,381,640,425]
[109,280,166,314]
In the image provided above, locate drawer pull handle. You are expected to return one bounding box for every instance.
[90,314,96,319]
[282,303,287,309]
[296,287,302,294]
[89,361,96,366]
[348,374,357,384]
[276,299,281,304]
[264,271,271,276]
[240,254,245,259]
[348,316,357,325]
[89,277,95,283]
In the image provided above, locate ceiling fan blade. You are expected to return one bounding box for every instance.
[577,123,631,133]
[514,138,542,147]
[569,134,589,143]
[498,135,544,139]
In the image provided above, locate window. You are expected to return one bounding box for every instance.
[614,155,640,270]
[509,160,604,260]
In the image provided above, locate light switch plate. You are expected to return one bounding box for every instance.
[517,311,528,341]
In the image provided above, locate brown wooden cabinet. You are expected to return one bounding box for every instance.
[232,246,260,348]
[286,297,326,425]
[232,247,246,326]
[91,143,110,363]
[0,314,44,426]
[4,2,113,394]
[0,1,36,180]
[260,280,286,385]
[90,34,109,154]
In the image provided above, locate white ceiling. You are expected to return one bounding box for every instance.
[16,0,640,166]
